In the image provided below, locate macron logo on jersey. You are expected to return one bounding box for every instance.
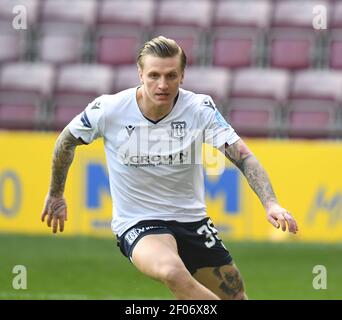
[125,125,135,137]
[91,102,101,109]
[203,98,216,110]
[81,111,92,128]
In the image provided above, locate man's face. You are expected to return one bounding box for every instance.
[138,54,184,108]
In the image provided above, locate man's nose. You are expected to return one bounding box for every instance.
[158,77,168,90]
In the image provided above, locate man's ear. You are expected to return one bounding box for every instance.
[137,64,144,84]
[180,72,184,84]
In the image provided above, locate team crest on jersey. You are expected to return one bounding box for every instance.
[171,121,186,139]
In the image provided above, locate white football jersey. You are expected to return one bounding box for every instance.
[68,87,240,236]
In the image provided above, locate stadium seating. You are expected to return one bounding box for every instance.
[285,70,342,138]
[0,62,55,130]
[272,0,330,29]
[326,0,341,29]
[266,28,320,70]
[51,64,115,130]
[0,31,26,63]
[0,0,40,28]
[155,0,214,30]
[210,28,263,69]
[0,0,341,139]
[113,65,140,93]
[268,0,327,70]
[41,0,97,30]
[213,0,272,29]
[327,31,342,69]
[226,68,290,137]
[95,28,145,66]
[151,27,204,65]
[35,31,86,66]
[181,66,231,111]
[97,0,156,29]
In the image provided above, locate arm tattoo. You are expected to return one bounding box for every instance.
[225,141,278,208]
[49,127,83,197]
[241,156,278,208]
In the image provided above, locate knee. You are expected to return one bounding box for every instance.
[221,290,247,300]
[159,263,192,288]
[218,282,247,300]
[233,291,248,300]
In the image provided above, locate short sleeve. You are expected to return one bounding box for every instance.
[68,96,105,144]
[201,96,240,148]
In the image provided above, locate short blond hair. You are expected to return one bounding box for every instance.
[137,36,187,71]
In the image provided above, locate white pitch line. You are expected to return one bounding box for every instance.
[0,292,90,300]
[0,292,169,300]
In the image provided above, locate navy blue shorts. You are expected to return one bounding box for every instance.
[116,217,233,275]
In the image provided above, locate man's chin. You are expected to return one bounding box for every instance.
[154,98,172,107]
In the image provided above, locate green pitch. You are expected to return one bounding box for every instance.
[0,234,341,300]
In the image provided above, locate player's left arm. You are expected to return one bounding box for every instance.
[221,139,298,234]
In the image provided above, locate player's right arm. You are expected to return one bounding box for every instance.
[41,126,84,233]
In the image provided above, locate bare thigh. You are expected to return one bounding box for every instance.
[192,262,247,300]
[131,233,188,281]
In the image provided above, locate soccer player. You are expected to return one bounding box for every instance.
[41,36,298,300]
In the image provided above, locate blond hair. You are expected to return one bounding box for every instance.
[137,36,187,71]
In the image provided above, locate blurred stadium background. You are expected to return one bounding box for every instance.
[0,0,341,300]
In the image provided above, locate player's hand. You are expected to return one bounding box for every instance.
[266,202,298,234]
[41,195,68,233]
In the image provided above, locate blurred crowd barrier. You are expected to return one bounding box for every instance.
[0,131,341,242]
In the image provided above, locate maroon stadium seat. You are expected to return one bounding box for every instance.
[97,0,155,29]
[53,105,85,131]
[327,31,342,69]
[0,0,40,27]
[227,68,290,137]
[0,32,26,63]
[152,27,203,65]
[181,66,231,109]
[267,29,319,70]
[114,65,140,93]
[0,62,55,130]
[270,1,327,70]
[326,0,341,29]
[0,104,37,130]
[52,64,115,130]
[36,31,86,65]
[155,0,214,30]
[285,70,342,138]
[41,0,97,30]
[213,0,272,29]
[272,0,331,29]
[210,28,262,69]
[96,28,144,66]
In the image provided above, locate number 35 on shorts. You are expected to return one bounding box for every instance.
[196,219,227,249]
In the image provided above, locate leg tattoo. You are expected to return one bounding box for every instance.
[213,263,246,299]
